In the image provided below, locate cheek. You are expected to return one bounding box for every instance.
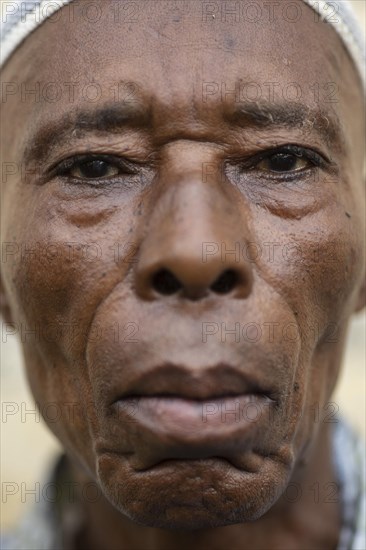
[3,183,141,359]
[245,196,364,454]
[1,184,141,474]
[303,207,364,327]
[252,199,364,341]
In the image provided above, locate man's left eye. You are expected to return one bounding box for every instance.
[256,153,309,173]
[69,159,120,179]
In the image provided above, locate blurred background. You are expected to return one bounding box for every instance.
[1,0,365,531]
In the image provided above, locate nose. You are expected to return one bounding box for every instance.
[134,178,253,302]
[150,266,242,299]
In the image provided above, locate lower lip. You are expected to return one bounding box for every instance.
[115,394,270,433]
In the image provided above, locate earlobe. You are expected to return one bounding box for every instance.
[353,272,366,313]
[353,173,366,314]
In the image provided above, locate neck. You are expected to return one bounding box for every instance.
[68,422,341,550]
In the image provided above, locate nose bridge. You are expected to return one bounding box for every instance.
[165,173,229,237]
[153,141,246,250]
[145,141,240,255]
[134,144,253,301]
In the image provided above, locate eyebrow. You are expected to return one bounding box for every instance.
[23,101,152,165]
[224,102,344,149]
[23,98,345,167]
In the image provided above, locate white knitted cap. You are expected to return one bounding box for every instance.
[0,0,365,90]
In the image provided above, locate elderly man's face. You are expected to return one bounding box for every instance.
[1,0,365,530]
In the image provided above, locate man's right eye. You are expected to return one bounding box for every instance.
[54,155,137,181]
[70,159,119,179]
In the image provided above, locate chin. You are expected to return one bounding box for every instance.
[101,485,280,531]
[96,453,291,530]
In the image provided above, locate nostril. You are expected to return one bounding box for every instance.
[152,268,183,296]
[211,269,239,295]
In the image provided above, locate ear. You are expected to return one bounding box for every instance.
[353,268,366,313]
[353,171,366,313]
[0,273,14,325]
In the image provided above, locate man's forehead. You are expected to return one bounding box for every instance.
[3,2,349,116]
[3,0,346,89]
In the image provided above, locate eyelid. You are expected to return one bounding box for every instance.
[239,145,329,170]
[48,153,138,177]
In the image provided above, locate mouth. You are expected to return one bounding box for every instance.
[115,392,272,438]
[110,362,277,403]
[101,363,277,470]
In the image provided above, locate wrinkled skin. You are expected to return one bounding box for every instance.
[1,0,365,549]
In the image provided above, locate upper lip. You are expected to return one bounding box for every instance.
[111,362,274,404]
